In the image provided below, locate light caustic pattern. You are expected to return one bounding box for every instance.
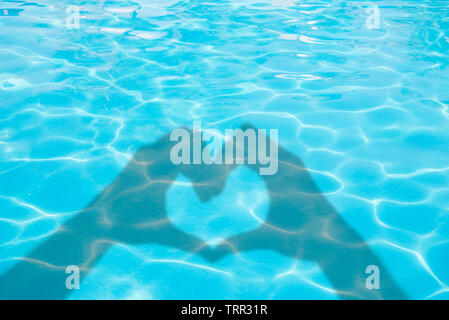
[0,0,448,299]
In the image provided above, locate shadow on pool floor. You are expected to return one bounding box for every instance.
[0,124,406,299]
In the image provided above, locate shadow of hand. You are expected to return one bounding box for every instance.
[0,126,406,300]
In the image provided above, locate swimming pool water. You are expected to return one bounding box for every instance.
[0,0,448,299]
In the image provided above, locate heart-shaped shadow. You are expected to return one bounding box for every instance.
[0,124,406,299]
[166,166,270,244]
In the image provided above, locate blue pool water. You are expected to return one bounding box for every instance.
[0,0,449,299]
